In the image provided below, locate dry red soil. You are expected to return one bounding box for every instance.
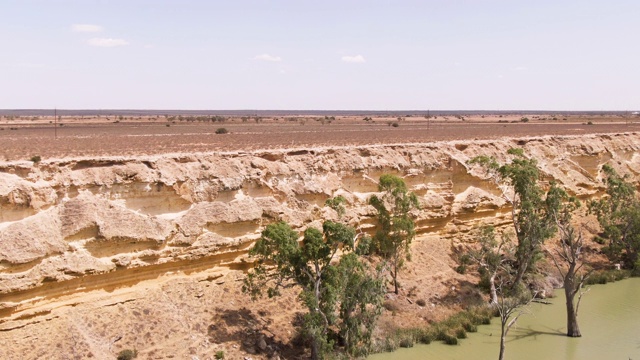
[2,115,639,161]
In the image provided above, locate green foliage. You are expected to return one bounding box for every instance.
[30,155,41,163]
[584,269,630,285]
[214,350,225,360]
[453,226,515,304]
[116,349,138,360]
[371,306,492,352]
[243,221,301,299]
[243,221,384,359]
[369,174,419,294]
[588,165,640,269]
[325,195,347,217]
[455,328,468,339]
[468,149,561,287]
[335,253,385,356]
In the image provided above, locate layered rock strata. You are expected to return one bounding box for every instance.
[0,133,638,326]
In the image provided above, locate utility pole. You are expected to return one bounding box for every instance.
[54,107,57,140]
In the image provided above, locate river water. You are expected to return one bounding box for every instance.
[370,278,640,360]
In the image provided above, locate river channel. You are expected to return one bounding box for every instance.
[370,278,640,360]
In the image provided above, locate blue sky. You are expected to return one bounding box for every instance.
[1,0,638,110]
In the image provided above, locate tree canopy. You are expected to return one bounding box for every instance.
[589,164,640,270]
[469,148,560,287]
[369,174,419,294]
[243,221,384,359]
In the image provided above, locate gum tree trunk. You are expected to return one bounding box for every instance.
[499,320,507,360]
[564,268,582,337]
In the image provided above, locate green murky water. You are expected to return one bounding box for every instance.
[370,278,640,360]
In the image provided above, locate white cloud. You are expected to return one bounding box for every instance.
[514,66,528,71]
[341,55,365,63]
[87,38,129,47]
[254,54,282,62]
[72,24,103,33]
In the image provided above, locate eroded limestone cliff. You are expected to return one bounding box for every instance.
[1,132,639,359]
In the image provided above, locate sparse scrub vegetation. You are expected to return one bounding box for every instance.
[372,306,492,352]
[585,269,630,285]
[116,349,138,360]
[325,195,347,217]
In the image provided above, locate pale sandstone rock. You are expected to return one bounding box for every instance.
[1,133,639,296]
[0,208,65,264]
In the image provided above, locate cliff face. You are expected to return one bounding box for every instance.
[1,132,639,358]
[2,133,639,293]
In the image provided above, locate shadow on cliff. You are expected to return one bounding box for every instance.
[208,307,307,359]
[432,279,486,308]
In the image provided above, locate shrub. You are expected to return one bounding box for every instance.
[392,328,432,349]
[116,349,138,360]
[585,269,631,285]
[520,117,529,123]
[391,122,400,127]
[463,322,478,332]
[371,306,491,352]
[30,155,41,163]
[441,333,458,345]
[383,300,400,313]
[325,195,347,217]
[215,128,229,134]
[414,328,432,344]
[399,337,414,348]
[215,350,225,359]
[416,299,427,307]
[587,121,594,125]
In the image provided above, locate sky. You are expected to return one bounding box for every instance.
[0,0,639,111]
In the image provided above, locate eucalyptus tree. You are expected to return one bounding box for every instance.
[243,221,384,359]
[368,174,419,294]
[588,164,640,270]
[468,148,559,287]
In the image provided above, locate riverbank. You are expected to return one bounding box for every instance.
[369,277,640,360]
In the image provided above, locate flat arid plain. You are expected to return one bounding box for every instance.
[1,113,638,160]
[1,112,640,359]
